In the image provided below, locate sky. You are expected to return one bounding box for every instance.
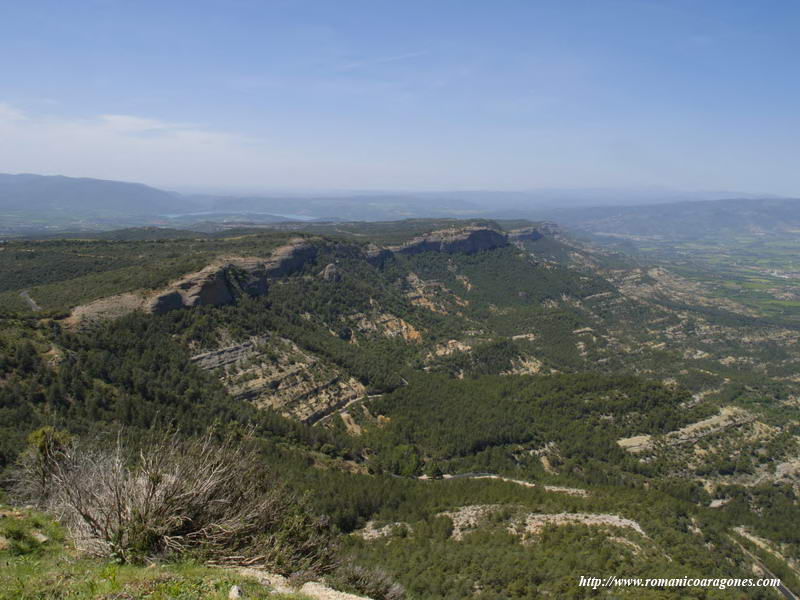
[0,0,798,194]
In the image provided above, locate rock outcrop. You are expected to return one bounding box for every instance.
[508,227,543,242]
[190,337,268,370]
[147,264,235,313]
[148,239,317,314]
[364,243,393,267]
[391,227,508,256]
[191,335,367,424]
[351,312,423,343]
[319,263,341,282]
[508,223,562,242]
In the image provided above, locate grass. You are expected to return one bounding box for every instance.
[0,504,312,600]
[765,299,800,308]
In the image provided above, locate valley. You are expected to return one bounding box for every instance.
[2,217,799,598]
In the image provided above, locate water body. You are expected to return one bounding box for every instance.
[161,211,316,221]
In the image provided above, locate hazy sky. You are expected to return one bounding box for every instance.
[1,0,798,193]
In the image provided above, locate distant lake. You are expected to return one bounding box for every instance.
[160,211,316,221]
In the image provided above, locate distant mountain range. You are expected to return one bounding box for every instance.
[0,174,482,232]
[0,173,182,216]
[1,172,798,239]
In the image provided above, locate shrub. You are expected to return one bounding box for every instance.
[328,564,405,600]
[9,427,73,504]
[11,429,338,574]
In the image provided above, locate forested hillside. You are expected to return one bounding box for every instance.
[1,219,799,599]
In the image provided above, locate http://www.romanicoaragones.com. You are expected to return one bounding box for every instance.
[578,575,782,591]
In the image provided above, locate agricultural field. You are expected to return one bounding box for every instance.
[589,233,800,325]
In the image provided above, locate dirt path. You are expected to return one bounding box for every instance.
[424,472,589,497]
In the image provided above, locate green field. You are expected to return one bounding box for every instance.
[609,234,800,324]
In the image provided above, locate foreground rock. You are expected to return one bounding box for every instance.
[228,585,243,599]
[237,568,373,600]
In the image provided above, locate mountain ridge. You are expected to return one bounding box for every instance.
[4,172,797,239]
[0,172,184,215]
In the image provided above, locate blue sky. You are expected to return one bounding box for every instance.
[0,0,798,193]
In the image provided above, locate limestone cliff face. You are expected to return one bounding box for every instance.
[69,226,534,324]
[148,264,235,313]
[392,227,508,256]
[150,228,512,314]
[507,227,544,242]
[364,244,393,267]
[507,223,563,242]
[148,239,318,314]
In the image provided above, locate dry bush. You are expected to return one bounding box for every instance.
[328,564,405,600]
[12,429,337,574]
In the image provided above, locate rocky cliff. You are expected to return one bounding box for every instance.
[147,228,510,315]
[508,223,562,242]
[147,239,318,314]
[68,226,527,322]
[391,226,508,256]
[511,222,562,240]
[507,227,543,242]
